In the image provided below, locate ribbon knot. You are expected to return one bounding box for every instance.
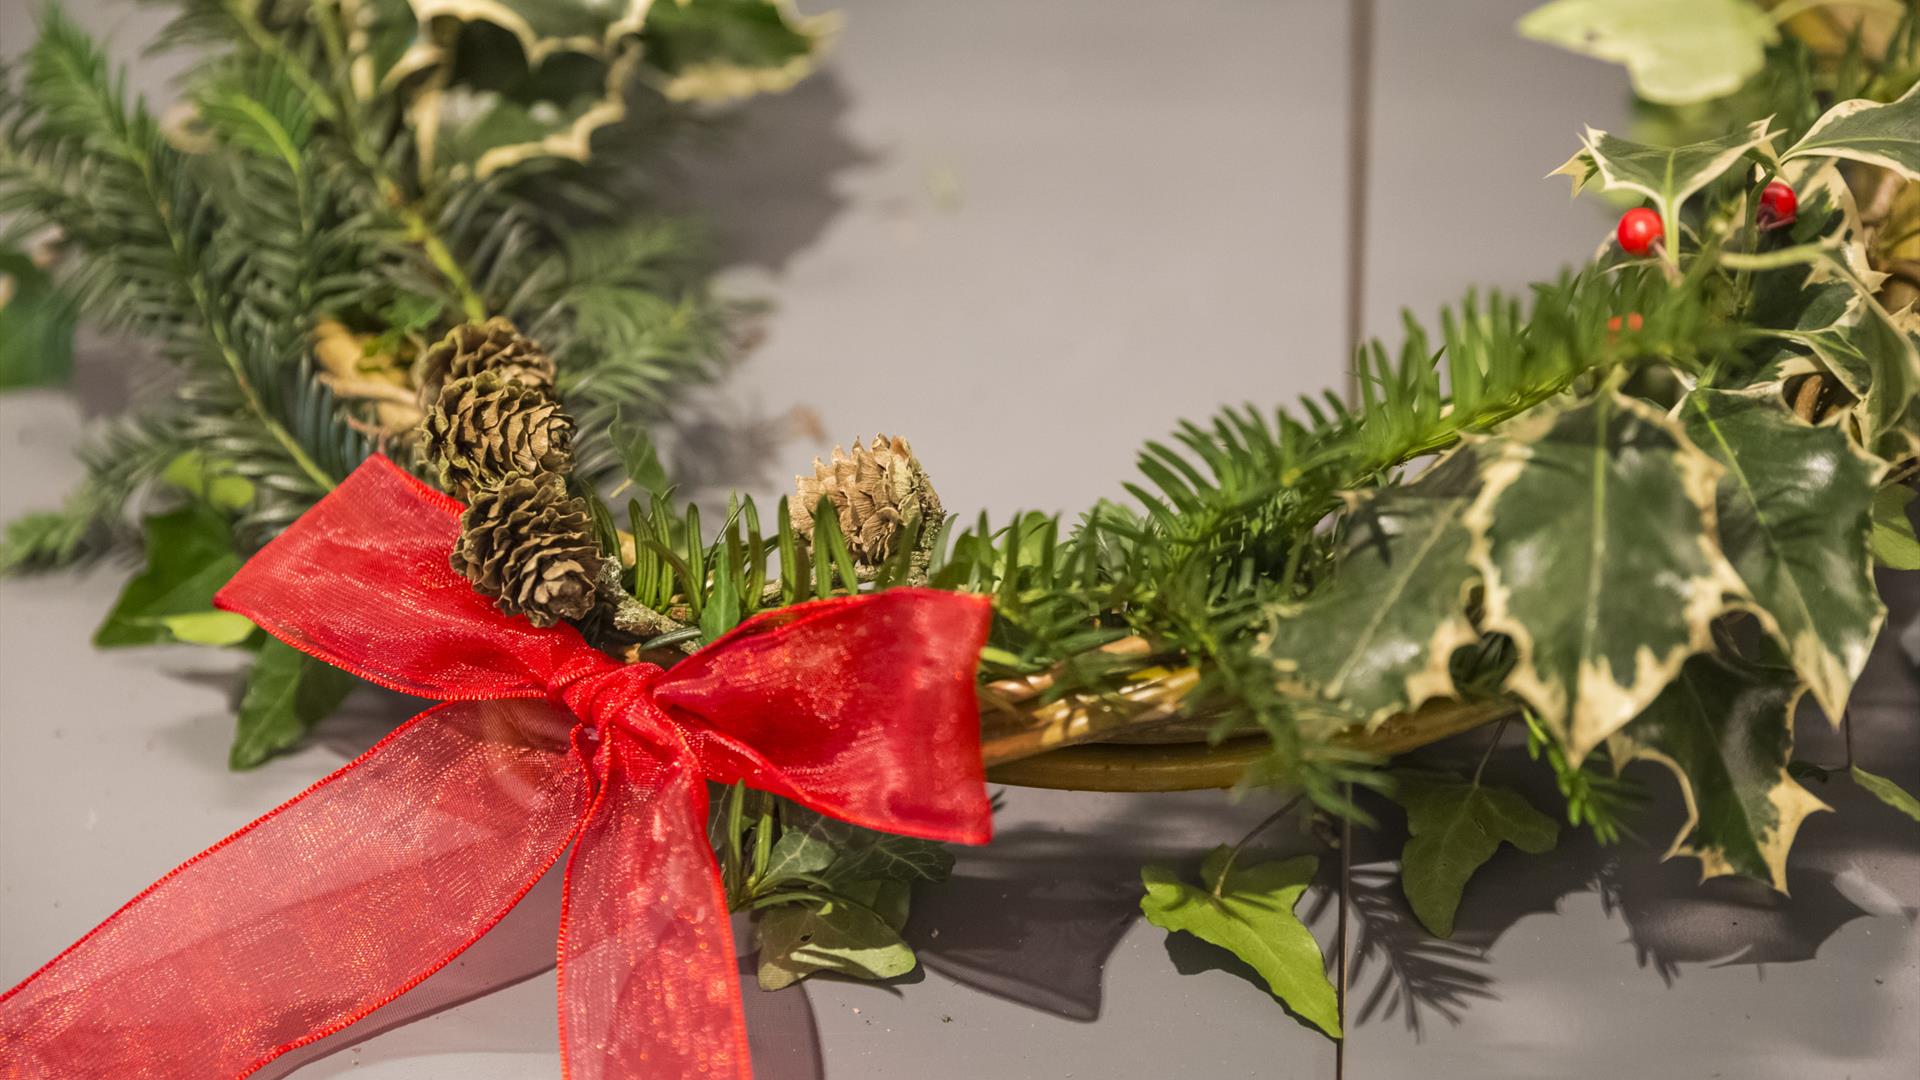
[1,456,993,1080]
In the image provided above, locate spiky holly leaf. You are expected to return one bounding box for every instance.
[1466,393,1747,764]
[1610,651,1826,891]
[1517,0,1776,106]
[1679,389,1884,724]
[1870,484,1920,570]
[1552,121,1777,252]
[1139,849,1339,1037]
[1261,448,1481,728]
[1390,770,1559,938]
[643,0,835,103]
[1851,767,1920,825]
[1773,295,1920,443]
[1782,83,1920,182]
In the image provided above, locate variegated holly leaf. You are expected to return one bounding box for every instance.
[1610,651,1827,891]
[1870,484,1920,570]
[1261,448,1482,729]
[1390,769,1558,938]
[1466,394,1748,765]
[1782,83,1920,182]
[1772,293,1920,443]
[1139,850,1339,1037]
[1678,388,1884,725]
[642,0,836,103]
[1517,0,1776,106]
[1552,121,1777,253]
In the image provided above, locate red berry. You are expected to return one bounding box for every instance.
[1616,208,1664,256]
[1758,180,1797,229]
[1606,313,1644,334]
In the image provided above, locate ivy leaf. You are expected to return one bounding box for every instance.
[159,610,257,647]
[1679,389,1884,723]
[1517,0,1777,106]
[94,506,245,648]
[1466,394,1747,764]
[778,805,955,886]
[1262,448,1482,727]
[1139,849,1339,1038]
[1390,770,1559,938]
[0,246,76,389]
[1869,485,1920,570]
[756,881,916,991]
[1782,83,1920,183]
[162,450,256,513]
[1610,652,1827,891]
[1850,767,1920,825]
[229,638,357,770]
[1553,120,1777,251]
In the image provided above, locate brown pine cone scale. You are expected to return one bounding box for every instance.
[424,371,574,500]
[413,316,557,409]
[451,471,602,627]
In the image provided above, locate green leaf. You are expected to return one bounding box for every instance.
[1467,394,1747,764]
[1772,296,1920,444]
[610,410,672,500]
[756,888,916,991]
[642,0,833,102]
[1261,447,1482,727]
[1517,0,1777,106]
[229,638,357,770]
[777,805,955,886]
[1611,652,1827,891]
[1850,766,1920,824]
[0,247,76,389]
[1555,121,1778,255]
[1139,849,1339,1038]
[1390,770,1559,938]
[161,450,256,513]
[94,507,246,648]
[159,610,257,647]
[1782,84,1920,182]
[1679,389,1884,723]
[759,823,838,887]
[1869,485,1920,570]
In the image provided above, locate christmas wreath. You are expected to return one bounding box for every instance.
[1,0,1917,1069]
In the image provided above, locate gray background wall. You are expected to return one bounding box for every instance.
[3,2,1916,1078]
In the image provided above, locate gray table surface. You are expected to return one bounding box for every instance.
[3,2,1918,1077]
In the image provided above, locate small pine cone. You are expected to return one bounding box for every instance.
[791,434,944,567]
[452,471,602,627]
[413,317,556,409]
[423,371,574,499]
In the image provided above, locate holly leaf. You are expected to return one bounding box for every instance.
[1262,447,1482,727]
[1554,120,1777,250]
[1850,766,1920,825]
[94,506,245,648]
[1611,651,1827,891]
[1773,295,1920,444]
[1467,394,1747,764]
[1679,389,1884,724]
[642,0,835,103]
[1782,83,1920,182]
[0,246,76,389]
[1139,849,1339,1038]
[1869,485,1920,570]
[1390,770,1558,938]
[1517,0,1777,106]
[756,883,916,991]
[229,638,358,770]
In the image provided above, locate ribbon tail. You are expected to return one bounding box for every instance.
[558,734,750,1080]
[0,700,589,1079]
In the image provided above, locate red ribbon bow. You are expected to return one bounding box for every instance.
[1,457,993,1078]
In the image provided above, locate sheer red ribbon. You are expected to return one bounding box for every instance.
[0,456,993,1079]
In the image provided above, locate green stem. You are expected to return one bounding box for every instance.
[1210,793,1305,897]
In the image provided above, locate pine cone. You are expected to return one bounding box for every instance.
[423,371,574,499]
[791,434,944,567]
[413,317,556,409]
[452,471,602,627]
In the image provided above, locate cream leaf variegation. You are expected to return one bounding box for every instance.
[1564,120,1778,259]
[1465,394,1749,765]
[1782,82,1920,182]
